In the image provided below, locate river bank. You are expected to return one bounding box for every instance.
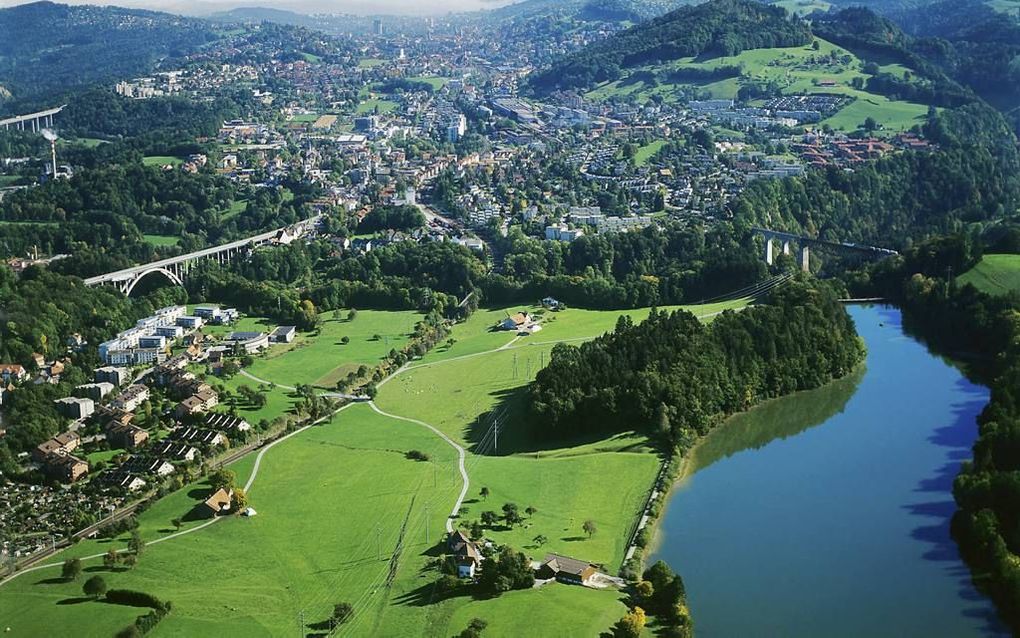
[649,304,1006,636]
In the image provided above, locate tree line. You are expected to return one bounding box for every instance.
[528,276,864,451]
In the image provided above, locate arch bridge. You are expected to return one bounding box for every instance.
[84,216,321,295]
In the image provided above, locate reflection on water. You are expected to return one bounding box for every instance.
[687,366,864,476]
[651,305,1007,637]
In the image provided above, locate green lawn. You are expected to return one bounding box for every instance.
[239,309,421,389]
[289,113,318,123]
[220,198,248,221]
[142,156,184,168]
[409,76,450,90]
[957,254,1020,296]
[769,0,831,14]
[356,99,398,115]
[358,58,386,69]
[142,234,180,248]
[633,139,667,166]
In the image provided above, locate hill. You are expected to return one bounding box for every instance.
[0,1,216,99]
[206,6,322,28]
[528,0,813,94]
[957,254,1020,296]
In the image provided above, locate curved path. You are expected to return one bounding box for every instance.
[238,369,366,401]
[0,403,354,587]
[368,402,467,534]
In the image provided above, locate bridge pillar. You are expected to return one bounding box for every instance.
[783,240,791,256]
[799,245,810,272]
[764,235,774,266]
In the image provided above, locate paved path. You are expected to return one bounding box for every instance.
[368,402,467,534]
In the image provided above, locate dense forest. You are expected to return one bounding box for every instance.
[0,2,216,100]
[528,277,864,450]
[528,0,812,94]
[732,105,1020,247]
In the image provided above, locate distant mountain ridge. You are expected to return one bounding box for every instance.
[528,0,812,94]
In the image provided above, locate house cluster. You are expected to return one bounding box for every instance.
[444,530,604,588]
[99,306,199,366]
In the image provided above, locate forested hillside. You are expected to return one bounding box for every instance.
[0,2,216,99]
[817,2,1020,118]
[528,277,864,449]
[528,0,813,93]
[732,105,1020,246]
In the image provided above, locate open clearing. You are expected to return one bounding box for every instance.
[0,300,750,636]
[142,234,181,248]
[957,254,1020,296]
[585,37,929,134]
[142,156,184,167]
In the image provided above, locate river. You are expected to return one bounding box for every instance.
[650,304,1008,637]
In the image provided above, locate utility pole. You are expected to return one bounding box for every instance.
[298,610,304,638]
[512,353,518,380]
[494,418,499,455]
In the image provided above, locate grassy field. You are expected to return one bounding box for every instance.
[957,254,1020,296]
[586,37,929,134]
[142,234,181,248]
[356,99,399,115]
[633,139,667,166]
[769,0,831,14]
[408,76,450,91]
[142,156,184,168]
[289,113,319,123]
[358,58,386,69]
[235,309,420,389]
[0,300,751,637]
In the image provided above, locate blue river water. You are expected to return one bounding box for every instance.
[651,304,1008,637]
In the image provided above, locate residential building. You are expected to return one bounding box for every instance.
[54,396,95,420]
[95,366,130,387]
[0,364,27,384]
[112,384,149,412]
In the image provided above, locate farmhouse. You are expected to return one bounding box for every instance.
[203,488,233,515]
[500,312,532,331]
[447,530,482,578]
[536,553,598,586]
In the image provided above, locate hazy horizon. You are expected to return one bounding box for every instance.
[0,0,524,16]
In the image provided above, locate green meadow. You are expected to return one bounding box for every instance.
[957,254,1020,296]
[0,300,750,637]
[142,156,184,168]
[356,99,399,115]
[585,37,930,134]
[142,234,181,248]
